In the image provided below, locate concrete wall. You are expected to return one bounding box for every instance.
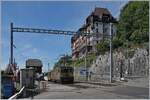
[74,67,87,82]
[20,68,35,88]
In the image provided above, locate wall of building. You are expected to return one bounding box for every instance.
[20,68,35,88]
[74,67,87,82]
[71,8,117,60]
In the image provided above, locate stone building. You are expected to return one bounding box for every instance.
[71,7,117,60]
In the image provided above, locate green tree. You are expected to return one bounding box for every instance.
[96,40,109,54]
[112,37,123,49]
[54,55,73,68]
[117,1,149,44]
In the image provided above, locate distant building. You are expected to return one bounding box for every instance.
[26,59,43,74]
[71,7,117,60]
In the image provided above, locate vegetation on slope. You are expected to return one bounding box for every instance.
[96,1,149,54]
[54,53,97,68]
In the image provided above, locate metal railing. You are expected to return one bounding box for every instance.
[8,86,25,100]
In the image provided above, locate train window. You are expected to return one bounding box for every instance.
[61,67,73,73]
[26,73,29,78]
[62,69,68,73]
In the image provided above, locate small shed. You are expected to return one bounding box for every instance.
[26,59,43,74]
[20,68,35,89]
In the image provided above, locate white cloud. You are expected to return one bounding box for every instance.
[44,38,48,41]
[15,44,39,60]
[19,44,37,53]
[1,39,9,48]
[32,48,38,53]
[23,44,32,49]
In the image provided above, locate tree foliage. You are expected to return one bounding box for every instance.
[96,40,109,54]
[117,1,149,43]
[54,55,72,68]
[112,37,123,49]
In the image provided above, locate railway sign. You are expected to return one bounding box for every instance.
[80,69,88,76]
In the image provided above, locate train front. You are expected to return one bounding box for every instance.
[60,67,74,84]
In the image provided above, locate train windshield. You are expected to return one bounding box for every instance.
[61,68,73,73]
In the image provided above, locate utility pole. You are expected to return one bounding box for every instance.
[48,63,50,72]
[127,39,130,76]
[10,22,13,65]
[109,23,113,83]
[63,54,66,67]
[85,36,88,81]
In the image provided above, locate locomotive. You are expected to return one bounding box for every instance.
[48,66,74,84]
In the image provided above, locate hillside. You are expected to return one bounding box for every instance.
[54,1,149,68]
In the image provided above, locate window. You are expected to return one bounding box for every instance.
[26,72,29,78]
[103,28,107,33]
[96,22,98,27]
[91,26,94,30]
[96,28,98,33]
[103,24,108,34]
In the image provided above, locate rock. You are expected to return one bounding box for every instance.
[89,48,149,82]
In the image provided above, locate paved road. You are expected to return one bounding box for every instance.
[31,78,149,99]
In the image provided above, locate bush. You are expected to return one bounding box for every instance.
[70,53,97,67]
[96,40,109,54]
[86,53,97,66]
[112,37,123,49]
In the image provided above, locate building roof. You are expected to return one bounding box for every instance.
[86,7,117,24]
[71,7,116,40]
[92,7,111,16]
[26,59,43,67]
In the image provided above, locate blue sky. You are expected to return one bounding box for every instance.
[1,1,128,72]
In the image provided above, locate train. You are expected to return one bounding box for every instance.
[48,66,74,84]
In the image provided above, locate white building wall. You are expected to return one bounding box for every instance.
[103,23,117,36]
[103,23,110,35]
[88,22,117,53]
[112,24,117,36]
[98,22,103,33]
[73,21,117,59]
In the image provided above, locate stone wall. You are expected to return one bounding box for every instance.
[88,48,149,82]
[74,67,87,82]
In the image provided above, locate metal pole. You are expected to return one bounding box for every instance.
[109,23,113,83]
[48,63,49,72]
[85,36,88,81]
[10,22,13,64]
[127,40,129,76]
